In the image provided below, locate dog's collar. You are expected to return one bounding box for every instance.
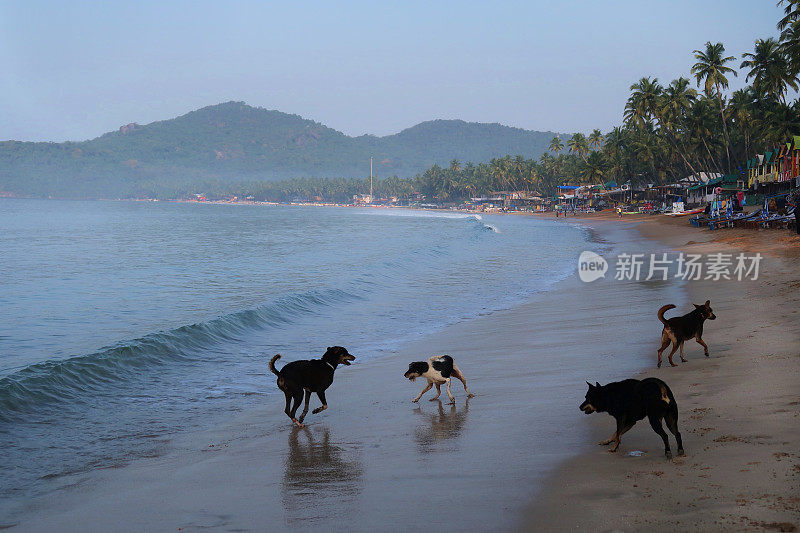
[325,361,336,371]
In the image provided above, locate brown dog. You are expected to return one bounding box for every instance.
[657,301,716,367]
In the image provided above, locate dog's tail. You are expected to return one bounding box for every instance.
[658,304,676,325]
[268,354,282,376]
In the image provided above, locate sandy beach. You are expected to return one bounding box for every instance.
[526,212,800,531]
[4,212,798,532]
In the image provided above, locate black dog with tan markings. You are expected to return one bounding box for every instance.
[269,346,355,428]
[580,377,684,459]
[657,300,716,368]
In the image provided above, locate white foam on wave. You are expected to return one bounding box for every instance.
[355,208,500,233]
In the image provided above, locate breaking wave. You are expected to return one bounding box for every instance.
[0,288,355,421]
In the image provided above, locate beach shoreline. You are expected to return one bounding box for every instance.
[4,210,685,532]
[524,211,800,531]
[3,209,797,532]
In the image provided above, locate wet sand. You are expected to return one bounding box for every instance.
[5,219,684,531]
[526,212,800,531]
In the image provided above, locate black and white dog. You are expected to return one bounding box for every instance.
[404,355,474,404]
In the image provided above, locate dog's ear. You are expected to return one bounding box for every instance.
[704,300,711,308]
[586,381,593,389]
[595,381,601,388]
[694,304,702,309]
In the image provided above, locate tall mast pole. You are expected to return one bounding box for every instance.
[370,157,373,202]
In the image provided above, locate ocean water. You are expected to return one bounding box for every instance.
[0,199,591,507]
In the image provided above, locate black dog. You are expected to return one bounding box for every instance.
[269,346,355,427]
[580,378,684,459]
[657,300,716,368]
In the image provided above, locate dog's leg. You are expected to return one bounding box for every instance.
[664,409,685,456]
[648,414,672,459]
[452,366,474,398]
[696,335,710,357]
[445,378,455,404]
[679,341,687,363]
[284,391,294,422]
[666,343,680,367]
[312,391,328,414]
[598,434,616,446]
[289,391,304,428]
[413,383,432,403]
[657,332,670,368]
[609,419,635,452]
[298,389,312,423]
[429,383,441,401]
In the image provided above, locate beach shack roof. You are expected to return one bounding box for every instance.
[687,174,742,191]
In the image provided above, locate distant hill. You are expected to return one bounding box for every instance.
[0,102,560,198]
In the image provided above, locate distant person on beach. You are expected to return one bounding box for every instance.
[789,188,800,235]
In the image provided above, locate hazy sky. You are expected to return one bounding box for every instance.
[0,1,785,142]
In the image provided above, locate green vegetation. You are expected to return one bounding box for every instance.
[0,102,556,199]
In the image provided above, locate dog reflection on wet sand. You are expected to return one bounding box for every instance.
[282,426,363,522]
[413,398,470,451]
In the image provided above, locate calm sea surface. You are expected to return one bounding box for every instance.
[0,199,590,505]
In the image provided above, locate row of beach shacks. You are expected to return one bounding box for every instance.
[746,135,800,191]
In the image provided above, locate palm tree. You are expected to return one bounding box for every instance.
[588,129,604,150]
[740,38,798,103]
[686,96,724,173]
[624,77,663,128]
[659,77,700,176]
[549,136,564,154]
[763,100,800,144]
[567,133,590,161]
[581,151,605,184]
[691,41,737,172]
[728,88,755,163]
[779,1,800,75]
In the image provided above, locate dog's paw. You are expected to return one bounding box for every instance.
[311,407,323,414]
[467,393,475,398]
[677,449,686,457]
[657,362,662,368]
[704,353,710,357]
[429,397,439,401]
[670,363,678,367]
[607,448,619,453]
[412,399,419,403]
[665,451,673,460]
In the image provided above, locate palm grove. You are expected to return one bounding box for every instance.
[175,3,800,204]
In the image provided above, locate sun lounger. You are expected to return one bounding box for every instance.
[762,207,796,229]
[758,207,793,229]
[730,209,763,228]
[709,210,762,230]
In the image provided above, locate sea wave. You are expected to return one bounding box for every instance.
[0,288,356,421]
[357,209,500,233]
